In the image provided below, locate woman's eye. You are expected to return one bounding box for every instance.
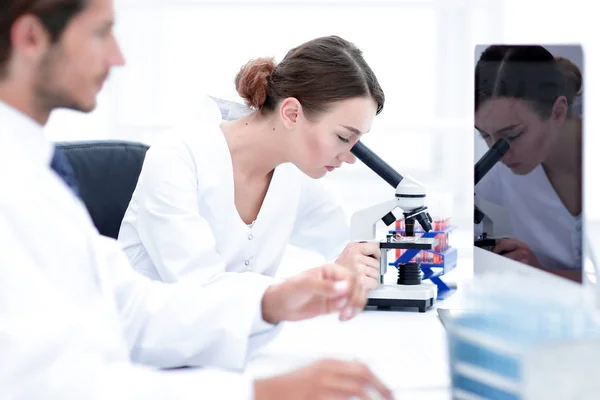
[337,135,350,143]
[507,132,523,141]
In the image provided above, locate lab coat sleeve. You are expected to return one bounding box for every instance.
[96,235,281,371]
[0,220,254,400]
[288,176,350,262]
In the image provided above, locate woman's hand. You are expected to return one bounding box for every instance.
[335,242,381,290]
[261,263,367,323]
[493,238,542,268]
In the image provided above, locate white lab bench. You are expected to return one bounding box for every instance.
[244,220,600,400]
[243,248,474,400]
[244,304,456,399]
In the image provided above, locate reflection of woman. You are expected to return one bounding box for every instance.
[474,45,583,281]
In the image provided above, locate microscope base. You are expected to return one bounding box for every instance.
[367,283,437,313]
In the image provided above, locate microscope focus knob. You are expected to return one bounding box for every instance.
[398,262,422,285]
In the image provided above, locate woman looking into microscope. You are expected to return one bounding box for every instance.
[118,35,386,303]
[474,44,583,282]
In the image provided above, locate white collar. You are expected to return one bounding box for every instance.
[0,100,54,167]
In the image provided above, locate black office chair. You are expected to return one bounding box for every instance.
[55,140,149,239]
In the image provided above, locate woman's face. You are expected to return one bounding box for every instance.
[475,97,566,175]
[284,96,378,179]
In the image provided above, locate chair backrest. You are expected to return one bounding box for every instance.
[55,140,149,239]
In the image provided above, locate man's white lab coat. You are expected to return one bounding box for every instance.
[0,100,278,399]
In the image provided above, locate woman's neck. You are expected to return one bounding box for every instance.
[543,117,582,177]
[541,116,582,216]
[220,112,291,180]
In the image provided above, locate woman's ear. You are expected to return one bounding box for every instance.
[279,97,303,130]
[551,95,569,125]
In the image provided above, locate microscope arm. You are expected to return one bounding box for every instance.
[350,199,400,241]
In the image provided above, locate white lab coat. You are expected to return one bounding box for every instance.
[475,162,582,270]
[118,96,349,284]
[0,100,280,399]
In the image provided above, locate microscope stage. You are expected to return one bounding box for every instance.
[367,283,437,313]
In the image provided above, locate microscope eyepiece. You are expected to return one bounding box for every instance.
[475,139,510,185]
[351,141,403,189]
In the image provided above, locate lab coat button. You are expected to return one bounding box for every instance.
[245,260,250,266]
[248,234,253,240]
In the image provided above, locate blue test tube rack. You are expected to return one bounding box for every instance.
[388,226,458,300]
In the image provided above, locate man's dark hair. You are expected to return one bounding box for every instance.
[0,0,87,77]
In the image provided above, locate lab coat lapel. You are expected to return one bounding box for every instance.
[250,163,301,238]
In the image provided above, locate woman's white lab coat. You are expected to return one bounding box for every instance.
[475,162,582,270]
[118,96,350,284]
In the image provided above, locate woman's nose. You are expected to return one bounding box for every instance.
[339,151,357,164]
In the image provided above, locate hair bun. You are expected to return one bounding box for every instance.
[555,56,583,96]
[234,57,276,109]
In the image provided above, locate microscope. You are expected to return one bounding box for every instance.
[474,139,511,251]
[350,141,438,312]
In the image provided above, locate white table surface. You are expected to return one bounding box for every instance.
[243,219,600,399]
[244,221,600,399]
[244,282,471,400]
[241,229,477,399]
